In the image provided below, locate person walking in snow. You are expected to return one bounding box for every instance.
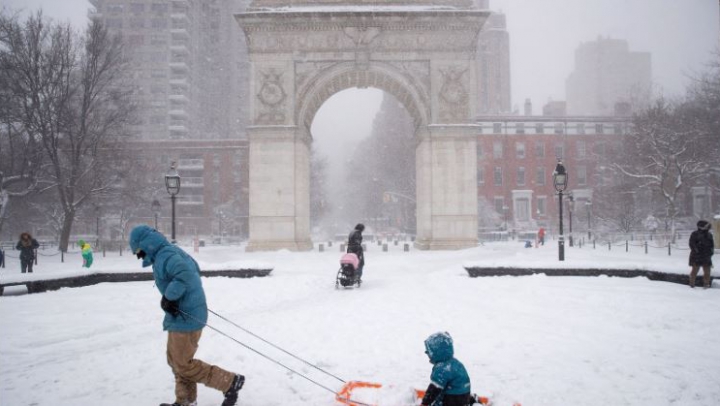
[347,223,365,281]
[688,220,714,289]
[78,239,94,268]
[16,232,39,273]
[537,227,545,246]
[420,331,479,406]
[129,225,244,406]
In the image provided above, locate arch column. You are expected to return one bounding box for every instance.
[415,125,478,250]
[246,125,313,252]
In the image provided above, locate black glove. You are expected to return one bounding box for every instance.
[160,295,180,317]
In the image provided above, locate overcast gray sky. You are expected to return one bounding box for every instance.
[5,0,718,108]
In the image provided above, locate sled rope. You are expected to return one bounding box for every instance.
[180,310,374,406]
[208,308,346,384]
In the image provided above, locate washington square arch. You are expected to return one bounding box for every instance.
[236,0,489,251]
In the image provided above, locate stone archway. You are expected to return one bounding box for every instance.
[237,1,488,251]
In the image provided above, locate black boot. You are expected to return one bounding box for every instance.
[222,374,245,406]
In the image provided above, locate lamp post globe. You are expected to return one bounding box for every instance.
[552,160,568,261]
[165,162,181,244]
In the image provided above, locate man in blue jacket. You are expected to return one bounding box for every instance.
[129,225,244,406]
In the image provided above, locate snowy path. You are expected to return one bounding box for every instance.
[1,244,719,405]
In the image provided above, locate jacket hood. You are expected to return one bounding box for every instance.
[697,220,711,231]
[129,225,169,267]
[424,331,454,364]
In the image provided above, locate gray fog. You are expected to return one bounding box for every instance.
[5,0,718,111]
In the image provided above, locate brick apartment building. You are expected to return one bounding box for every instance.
[476,113,630,236]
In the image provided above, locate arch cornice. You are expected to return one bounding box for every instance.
[297,61,430,133]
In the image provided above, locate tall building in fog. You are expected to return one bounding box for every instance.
[566,37,651,116]
[476,0,511,115]
[89,0,249,140]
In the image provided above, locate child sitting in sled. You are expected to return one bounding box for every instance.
[420,331,481,406]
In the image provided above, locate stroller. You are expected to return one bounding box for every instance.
[336,252,361,288]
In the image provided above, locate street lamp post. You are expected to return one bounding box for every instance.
[553,160,568,261]
[502,205,509,233]
[151,199,161,230]
[217,209,223,244]
[165,162,181,244]
[586,201,592,240]
[568,192,574,247]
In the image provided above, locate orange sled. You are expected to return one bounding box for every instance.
[335,381,518,406]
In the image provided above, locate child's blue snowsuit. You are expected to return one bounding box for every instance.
[421,332,474,406]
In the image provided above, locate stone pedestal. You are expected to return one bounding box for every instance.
[245,126,313,251]
[415,125,478,250]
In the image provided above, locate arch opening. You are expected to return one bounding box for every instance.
[310,88,417,241]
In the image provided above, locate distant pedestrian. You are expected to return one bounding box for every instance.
[537,227,545,246]
[688,220,714,289]
[16,232,39,273]
[78,239,94,268]
[347,223,365,281]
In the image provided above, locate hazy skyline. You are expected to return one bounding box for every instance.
[4,0,719,109]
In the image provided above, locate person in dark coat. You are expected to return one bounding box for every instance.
[129,225,244,406]
[347,223,365,281]
[688,220,714,289]
[16,232,39,273]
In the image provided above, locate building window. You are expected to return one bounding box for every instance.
[106,18,123,29]
[477,143,484,159]
[151,18,168,29]
[128,34,144,45]
[614,123,624,135]
[494,167,503,186]
[536,167,546,186]
[535,142,545,158]
[577,165,587,186]
[493,142,503,158]
[493,122,503,133]
[515,198,530,221]
[576,141,586,159]
[494,197,505,214]
[577,123,586,134]
[517,167,526,186]
[477,167,485,185]
[537,196,547,216]
[515,122,525,134]
[595,123,604,134]
[516,142,525,159]
[535,123,544,134]
[129,18,145,28]
[151,3,169,13]
[555,144,564,159]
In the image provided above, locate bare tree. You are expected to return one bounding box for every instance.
[0,11,45,233]
[1,10,135,251]
[613,98,709,240]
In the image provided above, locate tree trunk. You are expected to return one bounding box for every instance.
[58,211,75,252]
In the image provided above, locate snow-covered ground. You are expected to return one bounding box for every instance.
[1,241,719,406]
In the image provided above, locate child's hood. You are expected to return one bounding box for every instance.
[424,331,454,363]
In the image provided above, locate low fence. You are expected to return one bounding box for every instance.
[0,268,273,296]
[464,266,714,287]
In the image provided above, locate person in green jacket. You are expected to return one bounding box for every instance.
[78,239,93,268]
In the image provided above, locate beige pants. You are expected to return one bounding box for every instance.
[689,264,711,288]
[167,330,236,404]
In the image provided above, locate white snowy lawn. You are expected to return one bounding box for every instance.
[1,240,719,406]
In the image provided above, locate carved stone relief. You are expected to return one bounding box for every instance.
[255,68,287,125]
[438,65,469,122]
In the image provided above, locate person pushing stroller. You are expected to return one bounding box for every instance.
[347,223,365,282]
